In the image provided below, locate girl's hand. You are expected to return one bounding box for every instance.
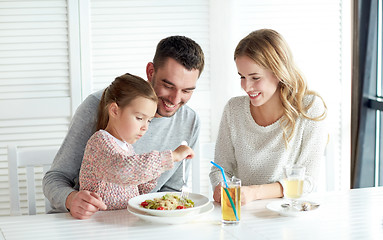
[172,145,195,162]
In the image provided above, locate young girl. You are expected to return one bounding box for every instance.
[79,73,194,210]
[209,29,328,205]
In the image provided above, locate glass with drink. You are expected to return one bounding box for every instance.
[283,165,314,205]
[221,177,241,224]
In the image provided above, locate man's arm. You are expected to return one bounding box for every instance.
[43,91,101,212]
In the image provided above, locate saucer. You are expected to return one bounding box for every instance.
[266,200,320,217]
[128,202,214,224]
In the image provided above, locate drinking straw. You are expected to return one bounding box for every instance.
[210,161,239,221]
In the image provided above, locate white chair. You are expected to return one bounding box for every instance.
[7,145,59,215]
[197,142,216,199]
[191,142,215,195]
[200,142,215,160]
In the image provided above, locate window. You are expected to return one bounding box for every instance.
[352,0,383,187]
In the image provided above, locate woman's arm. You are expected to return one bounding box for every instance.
[213,182,283,205]
[240,182,283,204]
[295,97,328,188]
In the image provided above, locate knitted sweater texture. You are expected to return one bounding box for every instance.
[209,95,328,189]
[79,130,173,210]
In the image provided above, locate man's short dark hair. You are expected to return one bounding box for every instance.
[153,36,205,77]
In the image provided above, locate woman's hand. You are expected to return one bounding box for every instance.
[240,186,255,205]
[242,183,284,205]
[213,184,221,203]
[214,182,284,206]
[214,184,255,205]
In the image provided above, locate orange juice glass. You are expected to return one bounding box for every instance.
[221,177,241,224]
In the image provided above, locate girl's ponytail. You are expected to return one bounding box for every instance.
[96,88,109,130]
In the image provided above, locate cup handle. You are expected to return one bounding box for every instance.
[304,176,315,194]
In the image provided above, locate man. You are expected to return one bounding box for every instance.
[43,36,205,219]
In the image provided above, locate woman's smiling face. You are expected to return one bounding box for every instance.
[235,55,280,108]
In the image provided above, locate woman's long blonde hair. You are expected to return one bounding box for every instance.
[234,29,327,145]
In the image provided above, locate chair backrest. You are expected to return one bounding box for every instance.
[196,142,215,199]
[7,145,59,215]
[190,142,215,194]
[200,142,215,160]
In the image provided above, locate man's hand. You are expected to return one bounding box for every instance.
[66,190,107,219]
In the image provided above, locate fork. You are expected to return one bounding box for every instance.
[180,141,190,201]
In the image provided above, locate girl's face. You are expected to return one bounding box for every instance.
[111,96,157,144]
[235,55,280,108]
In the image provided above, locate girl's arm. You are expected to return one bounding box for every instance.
[86,133,174,185]
[138,178,158,195]
[103,149,173,185]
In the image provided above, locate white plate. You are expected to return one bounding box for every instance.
[128,192,210,217]
[266,200,320,217]
[128,202,214,224]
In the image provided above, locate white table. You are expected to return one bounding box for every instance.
[0,187,382,240]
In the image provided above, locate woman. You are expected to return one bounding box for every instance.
[209,29,328,205]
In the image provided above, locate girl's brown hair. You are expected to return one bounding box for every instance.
[234,29,327,145]
[96,73,158,130]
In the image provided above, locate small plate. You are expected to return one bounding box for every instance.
[128,202,214,224]
[266,200,320,217]
[128,192,210,217]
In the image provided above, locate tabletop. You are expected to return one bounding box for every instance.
[0,187,382,240]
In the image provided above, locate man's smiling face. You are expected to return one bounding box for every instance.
[147,58,199,118]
